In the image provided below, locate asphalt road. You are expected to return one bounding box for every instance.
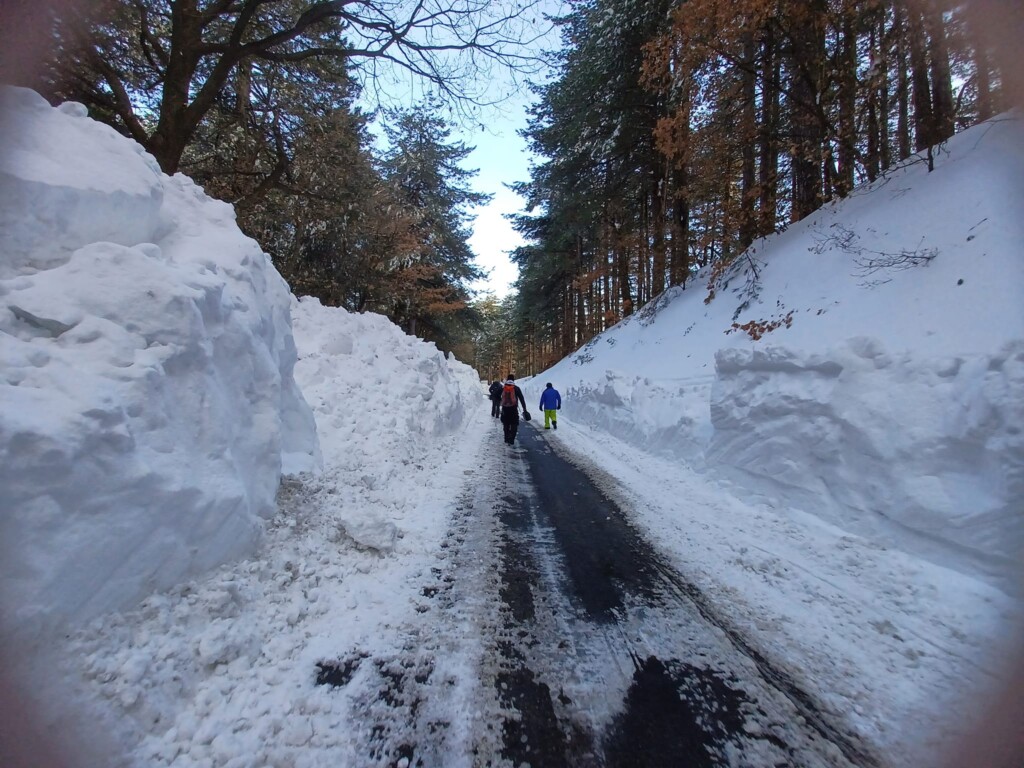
[316,417,880,767]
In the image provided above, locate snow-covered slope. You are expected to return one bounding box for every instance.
[0,87,320,645]
[525,112,1024,592]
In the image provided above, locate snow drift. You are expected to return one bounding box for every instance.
[292,296,481,464]
[709,340,1024,583]
[289,295,483,551]
[527,112,1024,591]
[0,86,320,643]
[45,298,485,767]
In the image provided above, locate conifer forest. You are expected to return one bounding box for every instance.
[23,0,1020,378]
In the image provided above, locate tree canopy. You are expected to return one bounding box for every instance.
[500,0,1017,377]
[45,0,549,173]
[17,0,1020,378]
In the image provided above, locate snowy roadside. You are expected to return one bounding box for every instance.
[55,397,496,767]
[542,418,1023,765]
[52,398,1019,766]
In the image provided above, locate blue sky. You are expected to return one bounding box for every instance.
[461,0,565,300]
[463,103,535,299]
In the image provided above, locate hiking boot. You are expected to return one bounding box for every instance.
[553,422,557,429]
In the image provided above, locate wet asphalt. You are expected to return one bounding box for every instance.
[488,420,877,768]
[313,415,879,767]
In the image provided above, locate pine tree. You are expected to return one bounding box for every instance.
[379,102,489,343]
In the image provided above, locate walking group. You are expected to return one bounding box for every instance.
[488,377,561,445]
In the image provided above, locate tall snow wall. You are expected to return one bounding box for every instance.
[0,87,320,643]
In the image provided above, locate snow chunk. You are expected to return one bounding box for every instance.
[337,514,400,554]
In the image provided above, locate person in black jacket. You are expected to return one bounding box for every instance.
[498,376,528,444]
[488,380,503,418]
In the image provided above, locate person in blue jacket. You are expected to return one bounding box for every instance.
[539,382,561,430]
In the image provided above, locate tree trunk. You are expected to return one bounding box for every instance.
[895,3,913,160]
[672,166,691,287]
[669,80,693,286]
[836,8,857,197]
[236,61,251,123]
[879,10,892,171]
[587,282,597,337]
[562,281,574,357]
[147,0,211,173]
[906,5,935,151]
[618,233,633,317]
[739,30,757,248]
[598,240,606,325]
[650,161,667,297]
[788,0,827,221]
[575,287,586,348]
[866,23,880,182]
[758,24,780,237]
[923,0,955,142]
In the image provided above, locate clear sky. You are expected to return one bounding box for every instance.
[460,1,565,301]
[463,104,534,300]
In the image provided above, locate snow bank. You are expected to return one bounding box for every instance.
[0,87,319,644]
[45,300,485,766]
[529,112,1024,589]
[554,367,711,461]
[290,296,481,545]
[709,340,1024,587]
[292,297,481,461]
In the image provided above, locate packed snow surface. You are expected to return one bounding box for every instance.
[0,89,1021,768]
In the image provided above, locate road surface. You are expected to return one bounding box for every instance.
[315,419,879,767]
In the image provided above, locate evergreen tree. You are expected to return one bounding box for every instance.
[379,102,489,344]
[509,0,1010,365]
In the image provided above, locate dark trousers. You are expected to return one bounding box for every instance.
[490,399,501,418]
[500,406,520,443]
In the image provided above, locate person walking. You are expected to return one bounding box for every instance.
[539,382,561,430]
[499,376,528,444]
[488,380,503,418]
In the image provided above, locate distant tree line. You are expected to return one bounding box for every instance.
[497,0,1018,376]
[24,0,545,354]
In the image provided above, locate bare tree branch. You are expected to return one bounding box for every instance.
[88,49,151,144]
